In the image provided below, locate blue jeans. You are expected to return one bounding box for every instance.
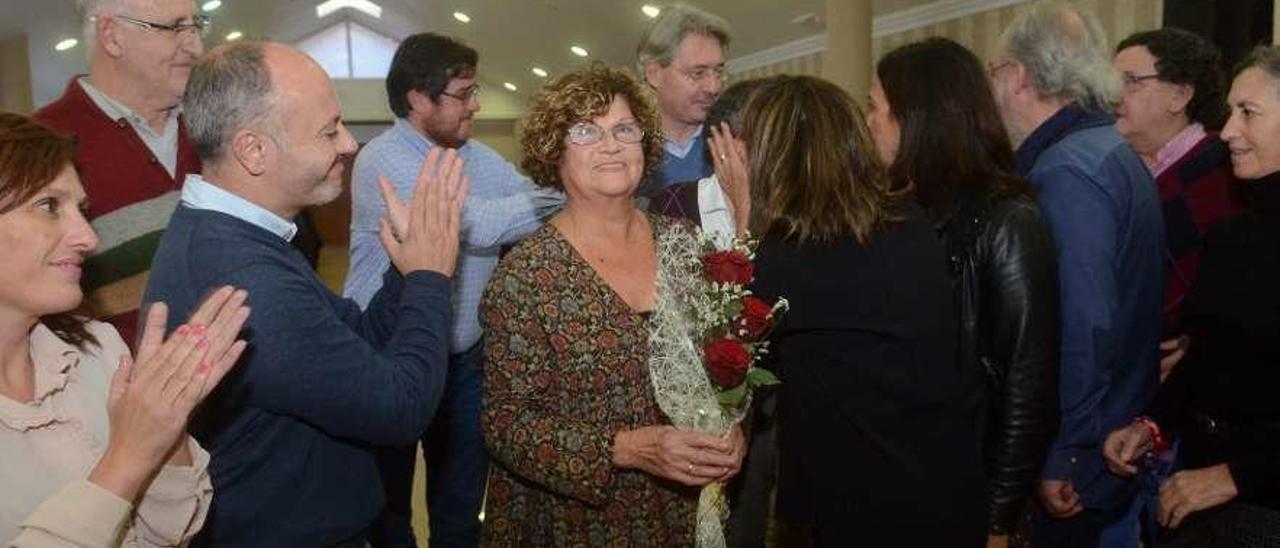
[370,342,487,548]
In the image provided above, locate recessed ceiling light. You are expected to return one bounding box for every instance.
[503,82,518,92]
[54,38,78,51]
[531,67,548,78]
[316,0,382,18]
[570,45,588,57]
[201,0,222,12]
[225,30,243,41]
[453,11,470,23]
[641,5,660,18]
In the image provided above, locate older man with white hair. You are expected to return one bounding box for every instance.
[988,3,1165,546]
[35,0,321,347]
[33,0,206,346]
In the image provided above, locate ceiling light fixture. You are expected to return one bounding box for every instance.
[503,82,517,92]
[225,30,243,41]
[570,45,588,57]
[201,0,222,12]
[316,0,382,19]
[641,5,660,18]
[54,38,78,51]
[531,67,548,77]
[453,11,470,23]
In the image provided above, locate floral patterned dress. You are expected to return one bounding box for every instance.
[480,214,698,547]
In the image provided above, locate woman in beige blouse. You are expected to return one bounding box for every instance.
[0,113,250,547]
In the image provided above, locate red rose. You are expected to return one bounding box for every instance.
[734,296,773,340]
[703,338,751,388]
[702,250,754,285]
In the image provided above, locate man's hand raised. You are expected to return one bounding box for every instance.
[379,147,469,277]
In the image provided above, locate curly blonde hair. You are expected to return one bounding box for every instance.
[520,63,664,189]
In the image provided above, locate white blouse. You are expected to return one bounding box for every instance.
[1,321,212,547]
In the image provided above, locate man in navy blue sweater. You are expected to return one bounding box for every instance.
[143,41,467,547]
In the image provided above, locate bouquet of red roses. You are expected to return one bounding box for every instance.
[696,238,786,410]
[647,226,787,548]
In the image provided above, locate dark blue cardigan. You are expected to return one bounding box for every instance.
[144,205,451,547]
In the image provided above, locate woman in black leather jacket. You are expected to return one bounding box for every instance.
[867,37,1061,547]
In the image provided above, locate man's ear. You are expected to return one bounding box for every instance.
[1169,82,1194,115]
[1012,62,1034,94]
[230,128,273,177]
[97,15,124,58]
[644,60,663,89]
[407,89,436,115]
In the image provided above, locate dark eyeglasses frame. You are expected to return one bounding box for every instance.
[1121,73,1162,87]
[439,85,481,102]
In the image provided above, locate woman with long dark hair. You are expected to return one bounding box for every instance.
[747,75,987,547]
[868,37,1061,548]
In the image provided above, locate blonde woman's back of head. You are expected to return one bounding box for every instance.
[739,75,899,245]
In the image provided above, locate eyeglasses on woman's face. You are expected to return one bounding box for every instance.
[566,121,644,146]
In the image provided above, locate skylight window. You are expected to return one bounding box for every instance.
[296,21,398,79]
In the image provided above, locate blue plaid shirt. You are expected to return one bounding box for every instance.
[344,118,563,351]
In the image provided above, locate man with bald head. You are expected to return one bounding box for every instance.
[34,0,207,345]
[143,41,464,547]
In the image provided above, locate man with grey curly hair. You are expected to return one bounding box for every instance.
[988,3,1166,546]
[635,3,731,196]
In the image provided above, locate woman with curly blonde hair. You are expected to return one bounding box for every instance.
[479,64,746,546]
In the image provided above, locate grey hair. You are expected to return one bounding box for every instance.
[182,42,278,163]
[635,3,731,76]
[999,1,1121,112]
[1237,45,1280,81]
[76,0,128,56]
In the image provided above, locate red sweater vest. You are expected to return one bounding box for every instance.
[33,78,202,345]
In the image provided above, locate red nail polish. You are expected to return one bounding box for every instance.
[176,325,190,335]
[196,362,211,374]
[191,324,207,335]
[196,339,209,349]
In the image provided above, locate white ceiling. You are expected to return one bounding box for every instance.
[4,0,938,108]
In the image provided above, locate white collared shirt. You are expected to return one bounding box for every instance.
[697,174,737,249]
[181,174,298,241]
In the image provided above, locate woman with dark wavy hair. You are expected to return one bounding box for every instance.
[0,112,249,546]
[746,75,986,547]
[868,37,1061,548]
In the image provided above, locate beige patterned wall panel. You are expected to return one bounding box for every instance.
[734,1,1163,83]
[871,0,1163,60]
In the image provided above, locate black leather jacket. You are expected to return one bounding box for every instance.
[938,191,1061,534]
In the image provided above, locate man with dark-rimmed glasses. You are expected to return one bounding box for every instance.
[34,0,207,347]
[344,32,562,548]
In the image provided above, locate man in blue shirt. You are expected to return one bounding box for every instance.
[989,4,1165,547]
[343,33,560,548]
[144,41,464,547]
[635,4,732,196]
